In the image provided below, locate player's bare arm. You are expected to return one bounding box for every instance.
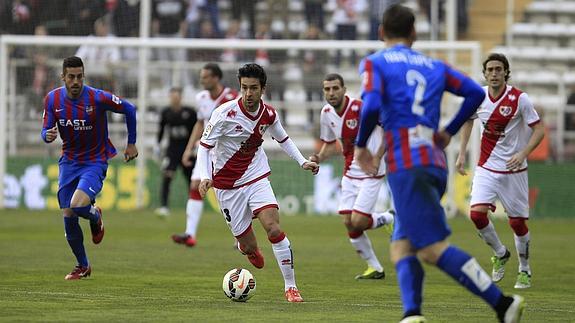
[124,143,138,162]
[309,141,338,163]
[45,126,58,143]
[354,147,376,175]
[182,119,204,166]
[302,161,319,175]
[455,119,474,175]
[434,130,452,150]
[198,179,213,198]
[506,121,545,171]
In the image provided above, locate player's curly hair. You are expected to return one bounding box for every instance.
[382,4,415,40]
[482,53,511,81]
[62,56,84,74]
[237,63,267,88]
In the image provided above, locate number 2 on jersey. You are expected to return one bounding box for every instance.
[406,69,426,116]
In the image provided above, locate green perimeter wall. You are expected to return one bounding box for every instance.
[4,157,572,218]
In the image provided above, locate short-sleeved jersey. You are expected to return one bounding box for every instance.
[359,44,478,173]
[200,98,288,189]
[473,85,540,172]
[158,106,197,146]
[195,87,239,122]
[320,95,385,178]
[41,86,137,163]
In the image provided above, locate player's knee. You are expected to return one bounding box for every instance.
[62,208,75,217]
[470,210,489,230]
[508,217,528,236]
[341,214,353,230]
[350,213,370,231]
[190,180,201,190]
[266,226,282,240]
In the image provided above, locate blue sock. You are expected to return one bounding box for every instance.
[396,255,424,316]
[64,216,88,267]
[436,245,502,308]
[71,205,100,224]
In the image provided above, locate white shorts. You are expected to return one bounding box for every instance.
[470,167,529,218]
[214,178,279,237]
[338,176,385,215]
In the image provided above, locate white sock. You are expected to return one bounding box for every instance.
[350,232,383,272]
[271,236,296,290]
[514,232,531,274]
[371,211,394,230]
[478,222,507,257]
[185,199,204,237]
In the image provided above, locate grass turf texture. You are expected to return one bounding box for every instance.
[1,209,573,322]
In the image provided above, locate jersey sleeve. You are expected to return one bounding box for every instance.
[195,93,210,121]
[357,58,383,147]
[519,93,540,126]
[199,109,224,148]
[319,110,337,143]
[98,91,137,144]
[40,94,56,142]
[268,112,289,143]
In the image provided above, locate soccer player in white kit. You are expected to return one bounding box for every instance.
[309,73,394,280]
[197,63,319,302]
[170,63,239,247]
[456,53,545,289]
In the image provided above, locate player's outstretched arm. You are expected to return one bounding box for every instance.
[455,119,474,176]
[124,143,138,162]
[355,147,376,175]
[302,161,319,175]
[506,121,545,171]
[309,141,338,163]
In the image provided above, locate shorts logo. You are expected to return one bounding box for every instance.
[346,119,358,129]
[499,105,512,117]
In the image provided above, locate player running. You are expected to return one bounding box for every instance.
[172,63,239,247]
[354,5,525,323]
[310,73,394,280]
[456,53,544,289]
[41,56,138,280]
[197,63,319,302]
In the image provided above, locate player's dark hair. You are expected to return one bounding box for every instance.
[62,56,84,74]
[482,53,511,81]
[324,73,345,87]
[170,86,182,94]
[237,63,267,88]
[203,62,223,80]
[382,4,415,39]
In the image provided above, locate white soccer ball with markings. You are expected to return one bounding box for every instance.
[222,268,256,302]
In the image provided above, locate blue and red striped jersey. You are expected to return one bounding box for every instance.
[41,85,137,163]
[356,44,484,173]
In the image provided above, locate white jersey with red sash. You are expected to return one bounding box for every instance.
[473,85,540,173]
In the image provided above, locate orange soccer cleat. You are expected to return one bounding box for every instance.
[285,287,304,303]
[91,206,105,244]
[64,265,92,280]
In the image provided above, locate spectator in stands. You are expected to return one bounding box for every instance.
[111,0,140,37]
[368,0,402,41]
[418,0,469,37]
[186,0,221,38]
[332,0,366,66]
[35,0,70,35]
[230,0,256,38]
[255,21,286,101]
[188,19,220,61]
[304,0,326,32]
[0,0,34,35]
[301,24,326,102]
[220,19,244,63]
[152,0,190,88]
[264,0,289,38]
[75,16,121,92]
[69,0,106,36]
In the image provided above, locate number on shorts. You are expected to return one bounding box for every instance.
[221,208,231,222]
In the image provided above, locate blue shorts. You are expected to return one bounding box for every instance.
[58,158,108,209]
[388,167,451,249]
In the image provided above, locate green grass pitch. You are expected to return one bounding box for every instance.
[1,209,574,322]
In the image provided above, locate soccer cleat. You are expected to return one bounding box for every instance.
[399,315,427,323]
[491,249,511,282]
[514,271,531,289]
[64,265,91,280]
[171,234,196,247]
[285,287,304,302]
[154,207,170,217]
[383,210,395,236]
[355,266,385,280]
[499,294,525,323]
[237,242,265,269]
[91,206,104,244]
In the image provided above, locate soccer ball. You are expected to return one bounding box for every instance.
[222,268,256,302]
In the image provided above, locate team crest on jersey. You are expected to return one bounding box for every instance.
[499,105,512,117]
[351,104,359,112]
[346,119,358,129]
[227,110,237,118]
[85,106,94,114]
[259,124,269,135]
